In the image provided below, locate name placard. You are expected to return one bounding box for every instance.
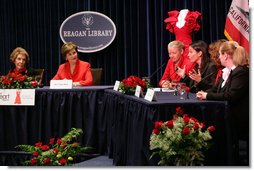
[113,80,120,91]
[50,80,73,89]
[134,85,141,97]
[144,88,157,102]
[0,89,35,106]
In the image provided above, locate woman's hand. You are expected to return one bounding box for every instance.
[161,80,172,89]
[73,82,81,87]
[189,69,201,83]
[176,65,186,78]
[196,90,207,100]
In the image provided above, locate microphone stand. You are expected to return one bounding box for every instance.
[142,62,166,86]
[148,62,166,80]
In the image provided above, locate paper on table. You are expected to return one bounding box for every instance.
[161,88,175,92]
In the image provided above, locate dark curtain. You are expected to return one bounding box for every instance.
[0,0,231,86]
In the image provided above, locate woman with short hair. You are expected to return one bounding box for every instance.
[52,42,93,86]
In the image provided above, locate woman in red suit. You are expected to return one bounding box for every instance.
[52,42,93,86]
[159,40,195,88]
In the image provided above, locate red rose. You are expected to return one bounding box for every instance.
[35,142,43,147]
[40,145,50,151]
[166,120,174,129]
[59,158,67,165]
[208,126,216,132]
[173,114,178,119]
[183,126,190,135]
[139,80,146,87]
[53,148,58,154]
[30,158,37,165]
[19,75,26,82]
[3,79,12,85]
[154,121,164,129]
[199,122,205,128]
[183,116,189,125]
[32,151,38,157]
[152,129,160,135]
[193,122,199,130]
[175,107,184,115]
[30,80,38,87]
[57,138,61,145]
[13,74,21,81]
[49,138,55,144]
[190,117,198,122]
[43,158,51,164]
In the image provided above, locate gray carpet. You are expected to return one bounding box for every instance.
[74,155,114,166]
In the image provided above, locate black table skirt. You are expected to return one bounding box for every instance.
[101,90,235,166]
[0,86,113,154]
[0,87,239,166]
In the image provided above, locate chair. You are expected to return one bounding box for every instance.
[91,68,103,85]
[33,69,45,85]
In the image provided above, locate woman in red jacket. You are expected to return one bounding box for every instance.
[159,40,194,88]
[52,42,93,86]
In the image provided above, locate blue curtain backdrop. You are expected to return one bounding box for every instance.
[0,0,231,86]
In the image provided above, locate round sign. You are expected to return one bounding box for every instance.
[59,11,116,53]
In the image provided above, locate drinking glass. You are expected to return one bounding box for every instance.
[176,83,187,99]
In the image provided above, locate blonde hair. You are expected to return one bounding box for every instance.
[219,41,249,66]
[61,42,78,59]
[168,40,185,51]
[233,46,249,66]
[10,47,29,63]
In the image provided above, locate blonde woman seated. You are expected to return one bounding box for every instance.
[159,40,194,88]
[52,42,93,86]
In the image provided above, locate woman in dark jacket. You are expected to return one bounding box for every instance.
[196,41,249,165]
[177,40,217,92]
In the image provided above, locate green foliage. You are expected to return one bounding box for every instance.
[150,107,215,166]
[16,128,92,166]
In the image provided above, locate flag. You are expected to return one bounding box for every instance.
[224,0,249,54]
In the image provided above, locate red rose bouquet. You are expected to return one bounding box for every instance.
[16,128,92,166]
[119,75,151,95]
[150,107,215,166]
[0,72,39,89]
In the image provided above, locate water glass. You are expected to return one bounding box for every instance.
[175,83,188,99]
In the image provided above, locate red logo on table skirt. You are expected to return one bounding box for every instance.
[14,90,21,104]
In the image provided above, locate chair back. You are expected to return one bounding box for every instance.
[33,69,45,85]
[91,68,103,85]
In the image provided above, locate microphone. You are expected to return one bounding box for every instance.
[160,67,179,89]
[165,67,179,81]
[148,62,166,80]
[189,72,215,90]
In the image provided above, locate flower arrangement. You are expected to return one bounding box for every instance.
[119,75,151,95]
[0,72,39,89]
[150,107,215,166]
[16,128,92,166]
